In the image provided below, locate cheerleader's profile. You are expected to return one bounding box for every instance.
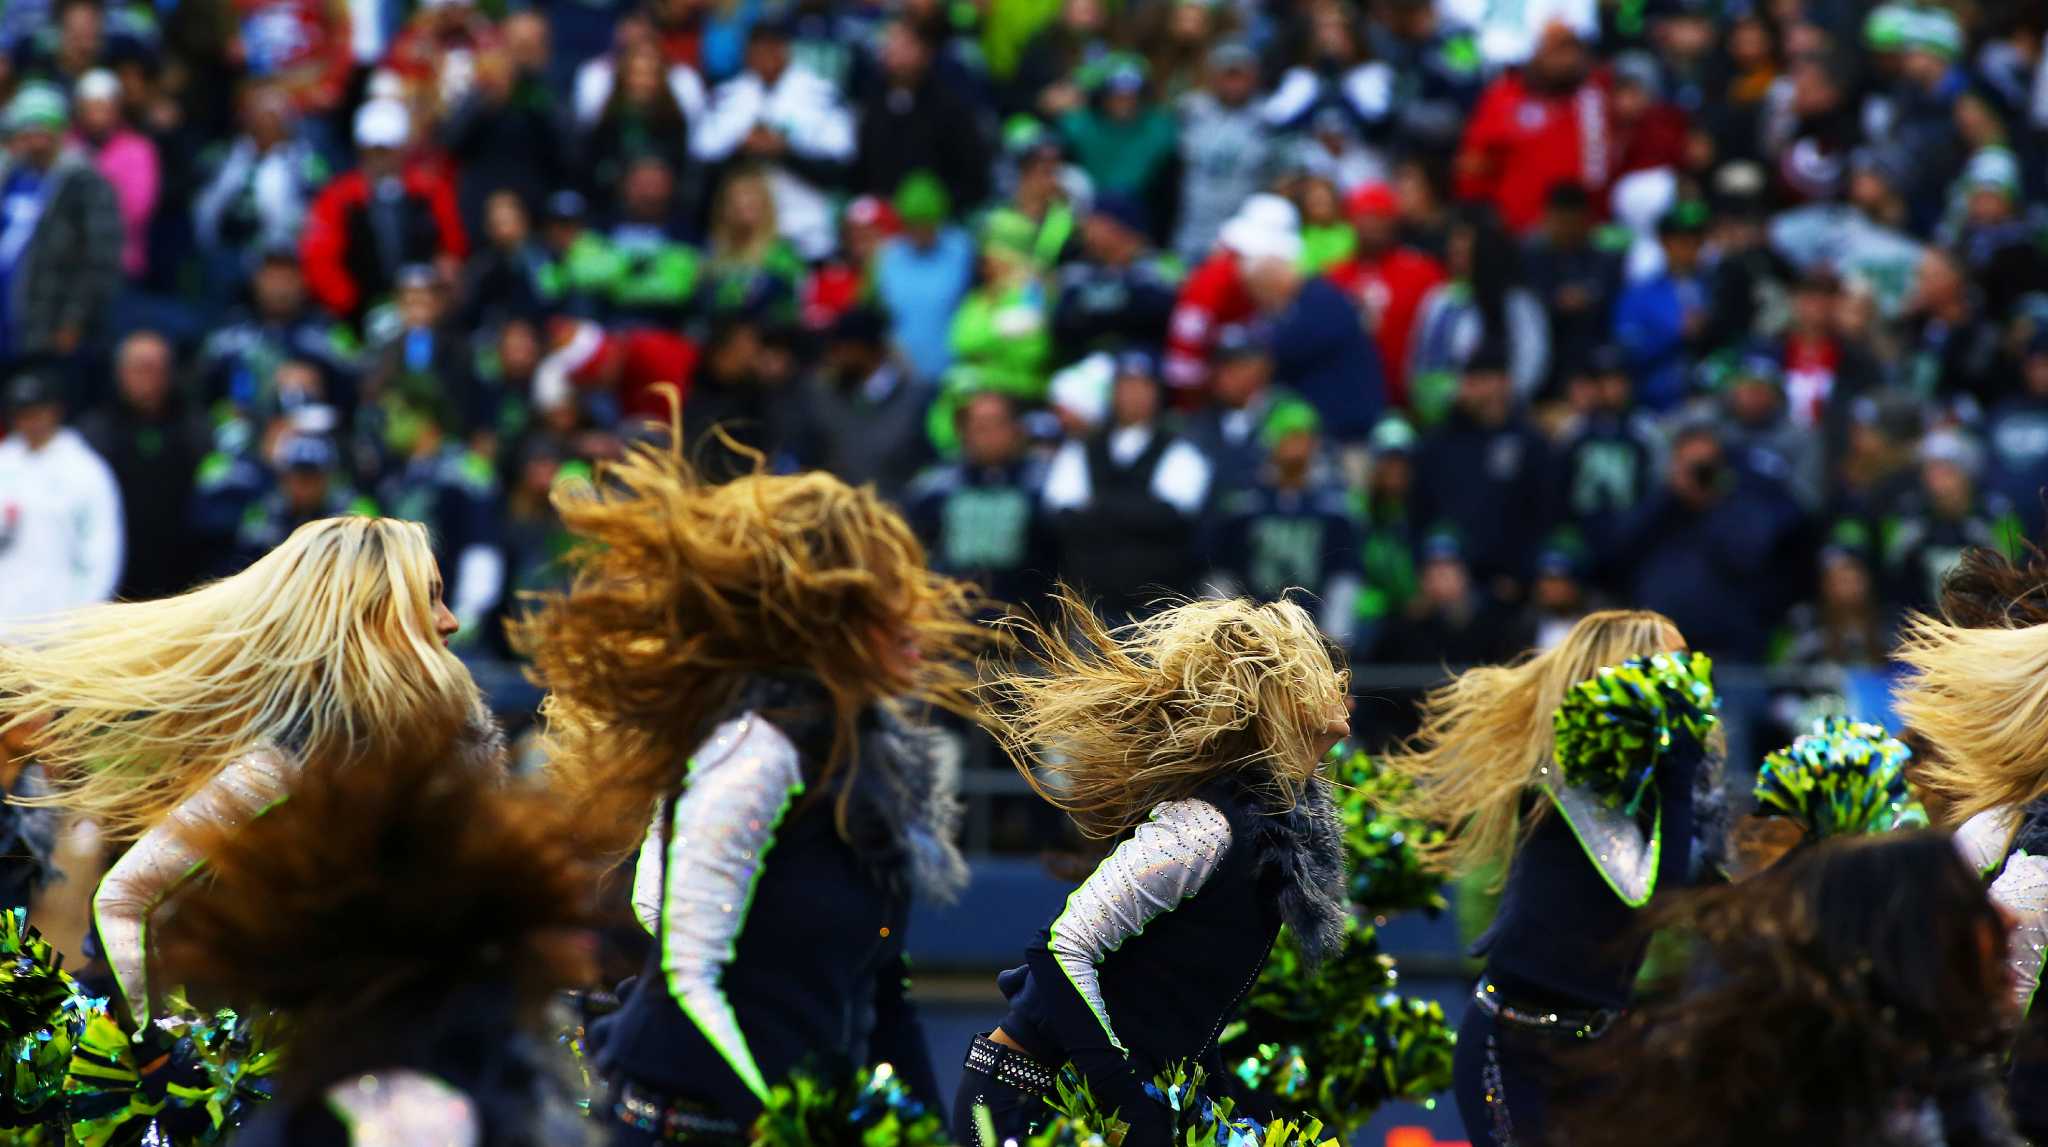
[956,593,1352,1146]
[0,516,493,1029]
[1379,610,1719,1147]
[515,432,986,1143]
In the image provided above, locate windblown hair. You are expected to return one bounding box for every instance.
[156,712,597,1098]
[1560,832,2012,1147]
[1935,542,2048,629]
[0,517,480,841]
[1892,614,2048,824]
[1379,609,1679,878]
[982,592,1348,839]
[512,431,986,853]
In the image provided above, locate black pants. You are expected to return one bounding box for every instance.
[950,1063,1051,1147]
[1452,1005,1561,1147]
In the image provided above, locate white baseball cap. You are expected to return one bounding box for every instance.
[353,98,411,150]
[75,69,120,104]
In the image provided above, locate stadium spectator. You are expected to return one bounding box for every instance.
[1408,207,1546,419]
[1412,345,1552,604]
[853,18,989,214]
[905,388,1055,610]
[581,40,695,214]
[1164,191,1295,392]
[1880,427,2021,616]
[300,98,467,325]
[1516,185,1620,395]
[192,84,327,289]
[1371,529,1523,664]
[1552,345,1659,573]
[1209,398,1364,646]
[1181,324,1280,503]
[1243,234,1382,444]
[1328,181,1444,407]
[874,171,972,385]
[68,69,155,280]
[1454,22,1608,233]
[441,15,572,235]
[1171,39,1269,264]
[786,306,933,502]
[0,83,121,373]
[1051,193,1178,364]
[77,331,206,600]
[0,371,121,635]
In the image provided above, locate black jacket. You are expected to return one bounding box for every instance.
[994,777,1347,1140]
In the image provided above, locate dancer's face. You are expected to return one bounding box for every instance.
[1311,697,1351,763]
[428,565,459,642]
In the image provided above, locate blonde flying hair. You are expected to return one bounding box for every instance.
[512,433,987,853]
[982,592,1348,840]
[0,517,479,841]
[1380,609,1680,878]
[1892,614,2048,825]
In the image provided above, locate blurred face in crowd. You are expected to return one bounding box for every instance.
[881,22,929,86]
[1533,569,1582,614]
[1789,59,1840,119]
[825,335,882,385]
[1081,213,1140,265]
[1820,553,1873,612]
[1923,458,1973,517]
[57,0,101,70]
[958,391,1022,467]
[1542,200,1590,248]
[1652,12,1714,61]
[243,84,294,148]
[254,259,306,317]
[622,159,674,222]
[1111,371,1161,429]
[498,321,540,380]
[1598,368,1632,413]
[1211,353,1271,409]
[1395,160,1437,221]
[8,126,59,170]
[1966,187,2015,228]
[117,334,173,413]
[1528,24,1587,90]
[1016,150,1063,208]
[707,324,762,382]
[746,32,790,83]
[1728,376,1781,427]
[1102,86,1143,121]
[503,11,550,75]
[1791,280,1836,334]
[76,90,120,139]
[1370,451,1411,503]
[1418,554,1471,611]
[1611,77,1652,126]
[1847,168,1899,223]
[2025,351,2048,397]
[1669,432,1726,508]
[1062,0,1104,34]
[1168,2,1209,44]
[1455,366,1511,427]
[1298,179,1340,226]
[1662,229,1704,275]
[1353,206,1398,254]
[485,192,531,251]
[1726,17,1773,71]
[282,465,330,514]
[718,174,773,239]
[274,360,324,406]
[620,45,665,105]
[1244,256,1301,313]
[755,335,798,390]
[9,401,61,448]
[1954,94,2003,152]
[1269,430,1316,478]
[1211,58,1257,105]
[399,281,443,330]
[1310,2,1357,63]
[360,143,402,181]
[1901,48,1948,92]
[1911,250,1966,317]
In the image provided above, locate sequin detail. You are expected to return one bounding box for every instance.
[1542,769,1661,908]
[95,747,297,1025]
[325,1070,481,1147]
[657,713,803,1103]
[1048,799,1231,1052]
[1993,852,2048,1014]
[1956,807,2020,878]
[1481,1033,1516,1147]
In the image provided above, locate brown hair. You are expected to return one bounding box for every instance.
[1935,542,2048,629]
[982,592,1348,839]
[1379,610,1681,879]
[156,712,597,1091]
[511,430,987,853]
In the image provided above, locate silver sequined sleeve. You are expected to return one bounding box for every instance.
[93,748,297,1027]
[1993,853,2048,1014]
[630,805,664,935]
[657,713,804,1105]
[1047,799,1232,1052]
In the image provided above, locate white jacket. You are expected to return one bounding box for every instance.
[0,427,123,637]
[693,66,855,261]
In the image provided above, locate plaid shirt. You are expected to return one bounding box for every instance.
[0,149,123,355]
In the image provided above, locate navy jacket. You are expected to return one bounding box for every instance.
[1269,278,1385,443]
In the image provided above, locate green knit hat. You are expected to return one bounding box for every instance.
[1901,8,1962,61]
[3,84,67,135]
[1863,4,1910,50]
[1261,397,1322,448]
[894,170,951,226]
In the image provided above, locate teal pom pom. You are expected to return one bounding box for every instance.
[1552,651,1719,813]
[0,908,96,1127]
[1754,716,1925,839]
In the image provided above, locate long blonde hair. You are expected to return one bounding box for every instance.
[1891,614,2048,825]
[0,517,480,840]
[982,592,1348,839]
[1381,609,1679,878]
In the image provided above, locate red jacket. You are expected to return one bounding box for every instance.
[301,166,467,318]
[1326,246,1446,407]
[1604,104,1689,202]
[1164,251,1256,392]
[1456,71,1613,232]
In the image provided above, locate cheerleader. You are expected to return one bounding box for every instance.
[955,594,1352,1146]
[1893,552,2048,1141]
[0,517,490,1029]
[1559,832,2023,1147]
[514,438,985,1142]
[154,713,598,1147]
[1380,611,1717,1147]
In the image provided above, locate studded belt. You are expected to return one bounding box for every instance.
[963,1034,1057,1098]
[613,1080,745,1143]
[1472,977,1622,1040]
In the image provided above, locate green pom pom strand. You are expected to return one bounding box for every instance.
[1754,716,1926,839]
[1552,651,1719,813]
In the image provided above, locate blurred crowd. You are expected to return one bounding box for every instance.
[0,0,2044,699]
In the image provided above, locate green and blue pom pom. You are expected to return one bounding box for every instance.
[0,908,96,1128]
[1326,749,1448,919]
[752,1062,950,1147]
[1553,651,1719,813]
[1754,716,1926,839]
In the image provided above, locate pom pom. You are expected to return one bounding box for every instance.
[1552,651,1719,813]
[751,1063,950,1147]
[61,996,281,1147]
[1327,749,1448,919]
[1754,717,1925,839]
[0,908,97,1127]
[1024,1061,1341,1147]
